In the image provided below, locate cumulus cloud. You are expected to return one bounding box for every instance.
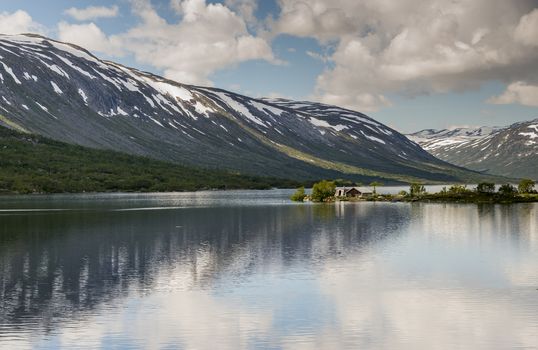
[488,82,538,107]
[54,0,278,86]
[272,0,538,111]
[306,50,328,62]
[64,5,120,21]
[223,0,259,28]
[0,10,45,35]
[514,8,538,47]
[10,0,537,111]
[57,22,124,56]
[105,0,277,85]
[272,0,356,42]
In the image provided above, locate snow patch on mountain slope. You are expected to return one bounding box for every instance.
[51,81,63,94]
[309,117,348,132]
[519,131,538,139]
[54,54,96,79]
[0,62,21,84]
[361,131,386,144]
[146,80,193,101]
[44,62,70,79]
[212,92,267,127]
[249,100,284,117]
[78,89,88,104]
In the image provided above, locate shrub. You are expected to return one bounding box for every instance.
[498,184,517,196]
[518,179,536,194]
[311,180,336,202]
[476,182,495,194]
[409,182,426,196]
[370,181,383,195]
[290,187,306,202]
[448,184,469,195]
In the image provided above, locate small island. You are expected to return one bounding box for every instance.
[291,179,538,204]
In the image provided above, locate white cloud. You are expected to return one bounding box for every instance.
[64,5,119,21]
[114,0,276,85]
[306,50,328,62]
[272,0,538,111]
[55,0,277,85]
[57,22,124,56]
[272,1,355,42]
[223,0,259,28]
[319,91,392,113]
[0,10,45,35]
[488,82,538,107]
[266,91,286,99]
[514,8,538,47]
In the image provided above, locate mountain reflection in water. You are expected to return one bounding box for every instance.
[0,192,537,349]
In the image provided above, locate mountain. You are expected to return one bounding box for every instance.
[408,121,538,179]
[0,125,300,194]
[0,34,492,184]
[409,126,501,141]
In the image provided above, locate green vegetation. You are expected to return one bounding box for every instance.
[0,126,301,194]
[291,180,538,204]
[498,184,517,196]
[518,179,536,194]
[409,183,426,196]
[401,182,538,204]
[369,181,383,195]
[447,184,471,195]
[311,180,336,202]
[334,179,361,187]
[290,187,306,202]
[476,182,495,194]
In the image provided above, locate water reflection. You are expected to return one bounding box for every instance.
[0,194,537,349]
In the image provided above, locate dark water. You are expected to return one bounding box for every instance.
[0,190,537,349]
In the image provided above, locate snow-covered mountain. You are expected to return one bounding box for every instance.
[408,122,538,179]
[0,34,489,183]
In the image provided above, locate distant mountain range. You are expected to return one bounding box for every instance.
[0,34,497,184]
[408,121,538,179]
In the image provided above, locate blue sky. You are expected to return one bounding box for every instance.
[0,0,537,132]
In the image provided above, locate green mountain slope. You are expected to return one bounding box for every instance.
[0,126,300,194]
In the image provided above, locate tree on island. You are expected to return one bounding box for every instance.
[448,184,470,195]
[409,182,426,196]
[311,180,336,202]
[290,186,306,202]
[498,184,517,196]
[370,181,383,195]
[518,179,536,194]
[476,182,495,194]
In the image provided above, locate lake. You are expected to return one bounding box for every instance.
[0,190,537,349]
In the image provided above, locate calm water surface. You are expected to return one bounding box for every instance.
[0,189,537,349]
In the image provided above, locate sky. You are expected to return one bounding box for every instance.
[0,0,537,132]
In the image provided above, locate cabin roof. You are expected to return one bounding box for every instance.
[335,186,365,192]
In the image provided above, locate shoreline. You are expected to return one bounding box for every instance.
[292,181,538,204]
[334,194,538,204]
[0,187,297,197]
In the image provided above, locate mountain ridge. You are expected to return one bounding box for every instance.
[0,34,500,184]
[408,120,538,179]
